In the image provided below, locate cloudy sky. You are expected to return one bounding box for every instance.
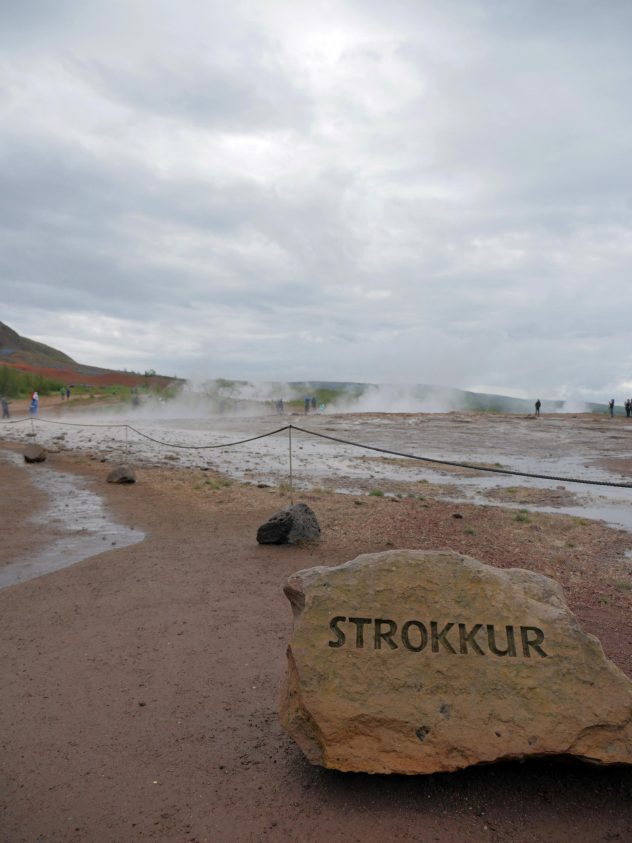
[2,0,632,400]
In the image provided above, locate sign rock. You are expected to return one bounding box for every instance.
[279,550,632,774]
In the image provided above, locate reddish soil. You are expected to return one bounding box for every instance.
[1,447,631,842]
[0,360,177,389]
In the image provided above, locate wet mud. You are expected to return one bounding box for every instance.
[0,450,144,588]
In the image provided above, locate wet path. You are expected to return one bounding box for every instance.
[0,450,144,588]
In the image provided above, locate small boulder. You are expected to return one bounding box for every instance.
[23,444,46,463]
[107,464,136,484]
[257,503,320,545]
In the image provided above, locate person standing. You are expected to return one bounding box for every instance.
[535,399,541,417]
[609,399,615,417]
[1,397,10,418]
[29,391,39,416]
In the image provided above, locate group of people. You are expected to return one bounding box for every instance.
[536,397,632,418]
[608,399,632,417]
[0,390,40,418]
[0,387,74,419]
[0,391,39,418]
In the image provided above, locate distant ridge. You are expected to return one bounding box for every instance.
[0,321,77,368]
[286,381,605,414]
[206,378,607,414]
[0,321,179,388]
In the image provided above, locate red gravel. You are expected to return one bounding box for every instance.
[1,448,631,842]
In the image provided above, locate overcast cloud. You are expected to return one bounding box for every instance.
[2,0,632,400]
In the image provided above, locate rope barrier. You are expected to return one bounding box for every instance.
[289,424,632,489]
[124,423,291,450]
[2,416,631,489]
[17,416,130,429]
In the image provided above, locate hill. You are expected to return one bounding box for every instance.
[0,321,180,389]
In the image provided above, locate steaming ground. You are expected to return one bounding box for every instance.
[4,397,632,537]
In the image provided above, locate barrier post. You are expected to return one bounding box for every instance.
[289,425,294,505]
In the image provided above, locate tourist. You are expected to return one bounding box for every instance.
[535,399,541,417]
[29,391,39,416]
[1,397,10,419]
[609,399,615,417]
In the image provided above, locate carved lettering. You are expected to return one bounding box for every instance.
[401,620,428,652]
[487,624,517,657]
[374,619,399,650]
[431,621,457,654]
[458,623,485,655]
[328,616,347,648]
[520,626,548,658]
[348,617,372,648]
[327,617,550,658]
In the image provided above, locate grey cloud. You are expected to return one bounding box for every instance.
[0,133,362,322]
[3,1,632,396]
[79,58,314,133]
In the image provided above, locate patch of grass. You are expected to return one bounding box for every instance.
[613,580,632,592]
[514,509,531,523]
[573,517,589,526]
[369,489,384,497]
[464,527,476,535]
[505,487,518,495]
[203,478,232,491]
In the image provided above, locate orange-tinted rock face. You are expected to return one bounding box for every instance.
[279,550,632,774]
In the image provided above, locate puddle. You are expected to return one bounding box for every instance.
[0,451,144,589]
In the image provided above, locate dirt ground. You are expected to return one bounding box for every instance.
[1,442,632,843]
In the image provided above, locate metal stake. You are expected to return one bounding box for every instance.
[289,425,294,504]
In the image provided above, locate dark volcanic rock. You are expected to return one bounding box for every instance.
[107,464,136,484]
[257,503,321,545]
[23,444,46,463]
